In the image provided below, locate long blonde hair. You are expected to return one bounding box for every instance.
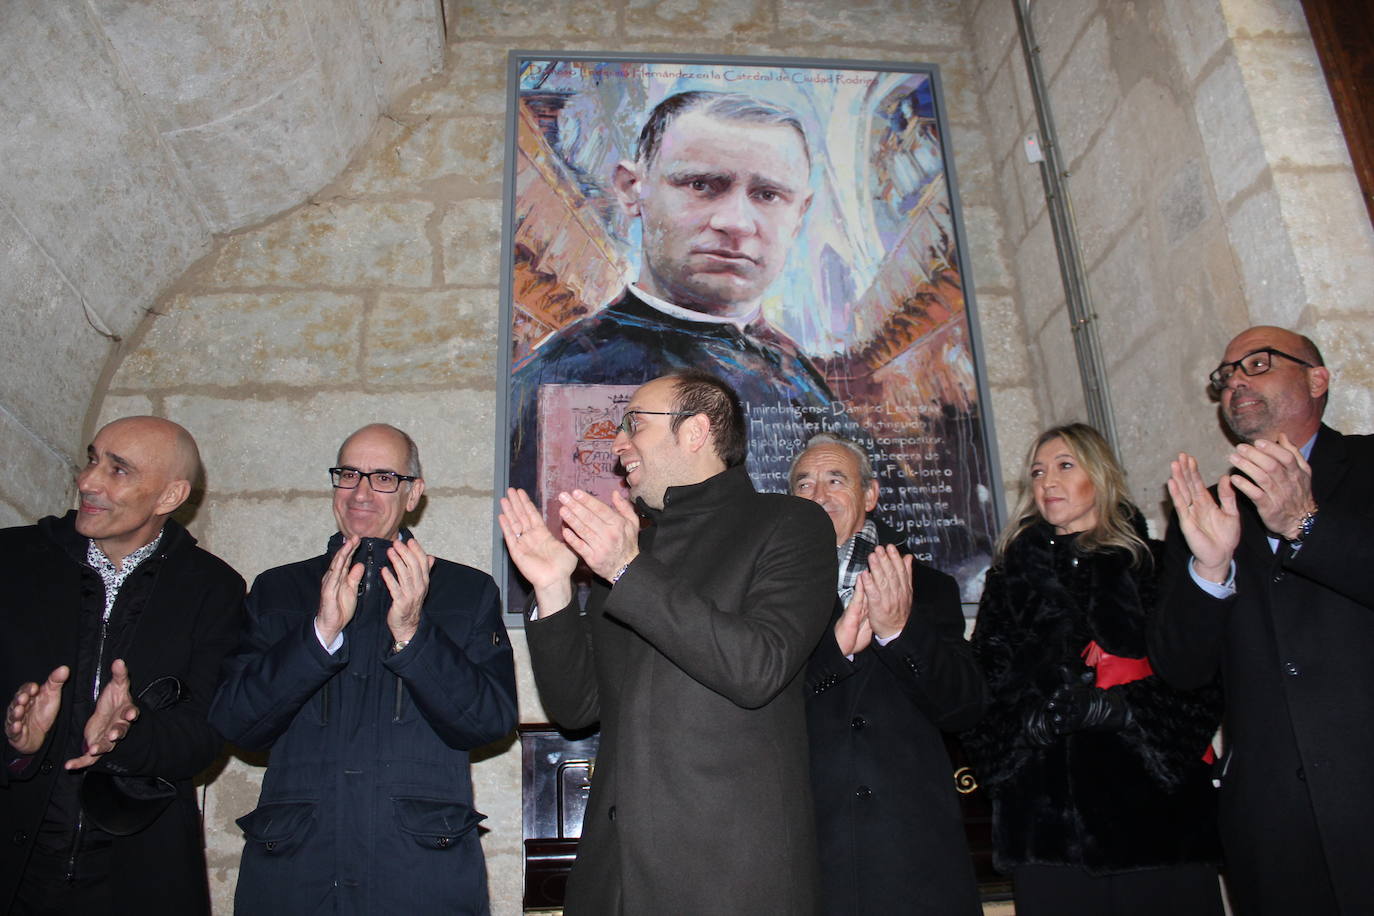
[995,423,1150,565]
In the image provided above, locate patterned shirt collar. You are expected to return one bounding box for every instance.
[837,519,879,606]
[87,530,164,622]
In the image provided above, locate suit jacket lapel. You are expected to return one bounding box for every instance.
[1308,424,1347,508]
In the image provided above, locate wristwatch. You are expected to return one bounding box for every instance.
[1289,507,1319,545]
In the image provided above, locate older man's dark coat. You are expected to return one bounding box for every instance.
[805,523,986,916]
[526,466,837,916]
[1150,425,1374,915]
[0,513,245,915]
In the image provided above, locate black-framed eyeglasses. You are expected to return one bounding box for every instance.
[329,466,417,493]
[616,410,695,437]
[1209,348,1313,392]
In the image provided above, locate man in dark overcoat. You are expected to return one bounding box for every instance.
[1151,325,1374,915]
[501,371,836,915]
[209,424,517,914]
[791,433,985,915]
[1,416,245,915]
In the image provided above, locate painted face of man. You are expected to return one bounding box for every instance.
[791,443,878,546]
[620,109,813,318]
[1030,437,1099,536]
[332,426,424,542]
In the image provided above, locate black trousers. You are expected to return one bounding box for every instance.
[1012,864,1224,916]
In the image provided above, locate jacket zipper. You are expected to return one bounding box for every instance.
[67,613,110,883]
[323,541,375,725]
[64,813,84,883]
[363,540,405,723]
[91,618,110,701]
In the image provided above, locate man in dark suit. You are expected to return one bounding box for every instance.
[210,424,517,914]
[791,433,986,915]
[1151,326,1374,915]
[500,371,836,915]
[1,416,244,915]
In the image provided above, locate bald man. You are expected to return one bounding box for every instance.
[210,424,516,914]
[1151,327,1374,914]
[1,416,245,915]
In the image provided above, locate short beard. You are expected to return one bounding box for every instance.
[1222,406,1266,443]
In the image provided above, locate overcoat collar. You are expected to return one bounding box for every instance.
[1308,423,1347,507]
[39,509,188,568]
[635,464,754,521]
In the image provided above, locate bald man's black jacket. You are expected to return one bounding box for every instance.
[1150,424,1374,915]
[0,512,244,915]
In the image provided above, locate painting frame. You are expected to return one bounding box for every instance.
[493,50,1005,626]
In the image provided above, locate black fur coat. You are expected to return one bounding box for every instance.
[963,518,1222,875]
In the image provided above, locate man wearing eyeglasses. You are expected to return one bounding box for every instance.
[1150,326,1374,915]
[500,371,836,915]
[210,423,517,914]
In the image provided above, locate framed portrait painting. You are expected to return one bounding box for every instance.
[495,51,1003,622]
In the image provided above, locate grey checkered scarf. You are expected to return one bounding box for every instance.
[836,519,879,607]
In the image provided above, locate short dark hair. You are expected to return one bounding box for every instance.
[635,91,811,171]
[666,370,747,468]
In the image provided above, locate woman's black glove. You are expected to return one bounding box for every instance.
[1046,685,1132,734]
[1023,701,1057,747]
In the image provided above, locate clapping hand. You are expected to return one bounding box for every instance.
[834,588,873,656]
[316,535,363,646]
[384,535,435,644]
[555,489,640,583]
[66,659,139,770]
[5,665,68,755]
[859,545,912,640]
[499,488,578,615]
[1227,435,1317,540]
[1167,453,1240,583]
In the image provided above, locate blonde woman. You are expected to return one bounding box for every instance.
[963,424,1223,915]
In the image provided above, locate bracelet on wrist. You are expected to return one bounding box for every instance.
[1289,506,1319,544]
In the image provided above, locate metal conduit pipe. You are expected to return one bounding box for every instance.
[1013,0,1120,456]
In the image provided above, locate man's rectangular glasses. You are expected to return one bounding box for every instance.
[617,410,694,437]
[329,466,417,493]
[1209,348,1313,392]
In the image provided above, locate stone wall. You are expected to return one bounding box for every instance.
[0,0,443,530]
[976,0,1373,525]
[101,1,1024,911]
[15,0,1370,913]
